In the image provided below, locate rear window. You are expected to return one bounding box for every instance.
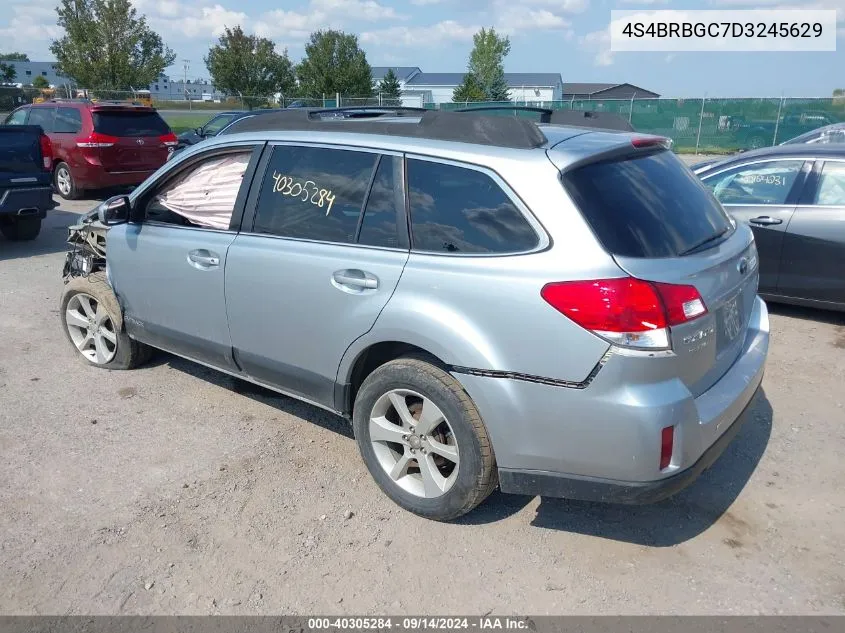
[561,150,733,258]
[93,111,170,137]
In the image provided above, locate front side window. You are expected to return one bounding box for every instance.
[144,151,252,229]
[252,145,378,244]
[407,159,538,254]
[5,108,28,125]
[814,162,845,206]
[702,160,805,205]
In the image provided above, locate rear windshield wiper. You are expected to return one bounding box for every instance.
[679,226,731,256]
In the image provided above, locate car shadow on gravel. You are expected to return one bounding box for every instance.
[163,354,354,439]
[0,209,86,261]
[462,390,774,546]
[766,303,845,326]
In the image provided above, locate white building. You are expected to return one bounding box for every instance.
[371,67,564,106]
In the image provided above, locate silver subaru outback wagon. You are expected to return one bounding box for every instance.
[60,109,769,521]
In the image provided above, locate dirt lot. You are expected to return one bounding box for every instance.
[1,189,844,616]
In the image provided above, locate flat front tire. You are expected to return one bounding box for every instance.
[353,357,497,521]
[60,272,150,370]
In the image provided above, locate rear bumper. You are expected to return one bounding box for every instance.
[0,186,56,217]
[454,296,769,502]
[498,385,759,503]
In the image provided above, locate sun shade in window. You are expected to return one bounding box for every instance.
[155,153,250,229]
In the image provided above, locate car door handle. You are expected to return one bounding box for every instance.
[749,216,783,226]
[187,249,220,269]
[332,269,378,290]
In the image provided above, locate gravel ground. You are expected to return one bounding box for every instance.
[0,190,843,616]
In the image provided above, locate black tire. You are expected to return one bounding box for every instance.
[60,272,151,370]
[352,356,497,521]
[54,162,82,200]
[0,216,41,241]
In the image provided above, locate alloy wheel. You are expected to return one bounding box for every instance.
[65,293,117,364]
[368,389,460,498]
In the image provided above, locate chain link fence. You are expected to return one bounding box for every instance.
[3,86,842,152]
[440,97,845,152]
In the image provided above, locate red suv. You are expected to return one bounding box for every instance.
[3,100,177,200]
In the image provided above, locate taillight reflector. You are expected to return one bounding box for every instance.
[39,134,53,171]
[540,277,707,350]
[660,425,674,470]
[159,132,178,147]
[76,132,118,148]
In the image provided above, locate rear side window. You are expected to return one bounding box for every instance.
[253,145,377,244]
[562,150,733,258]
[814,162,845,205]
[54,107,83,134]
[407,159,538,254]
[27,107,56,133]
[702,160,804,205]
[93,111,170,137]
[358,156,401,248]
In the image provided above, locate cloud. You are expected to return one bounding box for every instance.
[411,0,448,4]
[620,0,670,4]
[310,0,405,21]
[580,28,614,65]
[361,20,480,47]
[0,1,63,57]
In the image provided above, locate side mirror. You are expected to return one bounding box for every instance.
[195,127,205,137]
[97,195,131,226]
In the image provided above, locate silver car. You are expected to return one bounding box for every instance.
[60,110,769,520]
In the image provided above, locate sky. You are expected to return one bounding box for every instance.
[0,0,841,97]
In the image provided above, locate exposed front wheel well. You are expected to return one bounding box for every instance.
[346,342,446,415]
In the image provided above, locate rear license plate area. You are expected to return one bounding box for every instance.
[716,292,744,353]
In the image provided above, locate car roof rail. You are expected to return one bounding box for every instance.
[454,105,635,132]
[227,108,548,149]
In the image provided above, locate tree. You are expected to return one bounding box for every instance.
[296,30,373,98]
[452,72,486,103]
[32,75,50,89]
[465,27,511,102]
[834,88,845,97]
[205,26,295,109]
[379,69,402,102]
[50,0,175,90]
[0,52,28,83]
[0,63,15,84]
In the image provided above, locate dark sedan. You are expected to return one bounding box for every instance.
[693,145,845,312]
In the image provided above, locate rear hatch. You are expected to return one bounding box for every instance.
[92,108,173,172]
[0,125,50,188]
[554,141,759,397]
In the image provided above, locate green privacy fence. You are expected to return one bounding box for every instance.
[437,98,845,153]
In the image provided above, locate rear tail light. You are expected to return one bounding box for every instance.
[540,277,708,350]
[39,134,53,171]
[76,132,118,148]
[660,426,674,470]
[159,132,178,147]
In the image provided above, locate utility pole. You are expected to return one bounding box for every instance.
[182,59,190,109]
